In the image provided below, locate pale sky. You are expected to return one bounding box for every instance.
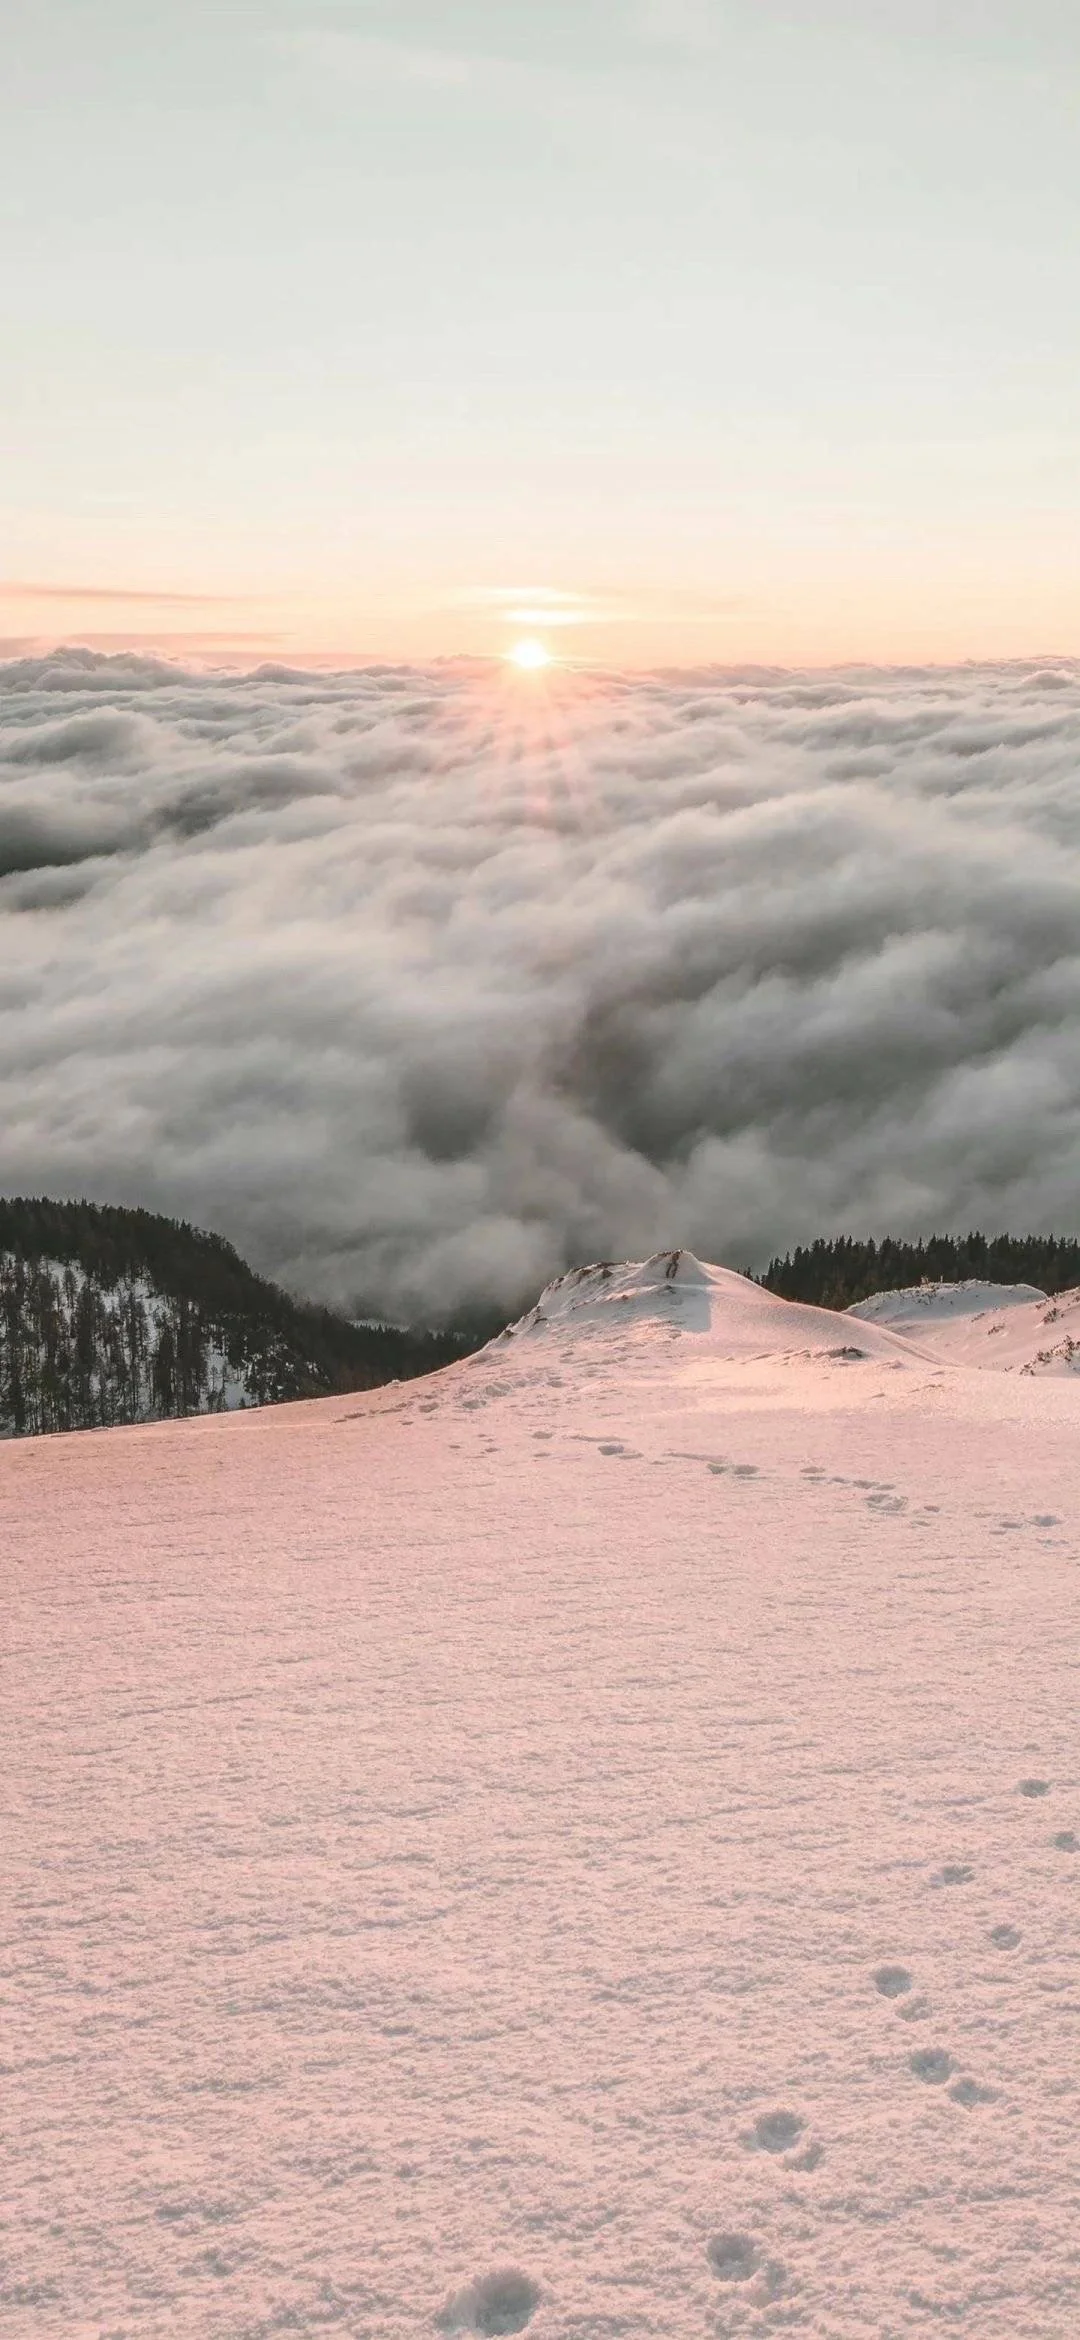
[3,1,1079,665]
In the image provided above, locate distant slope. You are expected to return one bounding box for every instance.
[849,1279,1080,1375]
[760,1231,1080,1310]
[0,1197,472,1437]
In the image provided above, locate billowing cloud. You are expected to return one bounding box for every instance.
[2,647,1080,1323]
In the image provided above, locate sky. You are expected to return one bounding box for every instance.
[3,0,1079,666]
[4,648,1080,1321]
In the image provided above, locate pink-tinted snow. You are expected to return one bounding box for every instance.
[4,1257,1079,2337]
[850,1278,1080,1377]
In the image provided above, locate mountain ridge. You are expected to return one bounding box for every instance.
[0,1195,473,1437]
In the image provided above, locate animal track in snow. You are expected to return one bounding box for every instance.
[707,2233,759,2282]
[948,2076,997,2108]
[989,1923,1021,1949]
[746,2108,804,2153]
[435,2267,540,2335]
[1019,1778,1050,1798]
[874,1964,913,1998]
[910,2048,953,2085]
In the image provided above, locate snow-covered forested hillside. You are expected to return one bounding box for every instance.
[0,1254,281,1431]
[0,1198,472,1435]
[5,1252,1079,2338]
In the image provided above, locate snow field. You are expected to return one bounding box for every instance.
[3,1259,1079,2336]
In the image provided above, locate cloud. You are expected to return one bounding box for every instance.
[450,584,746,635]
[269,30,480,93]
[629,0,723,51]
[2,649,1080,1323]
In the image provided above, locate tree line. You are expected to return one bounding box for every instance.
[759,1231,1080,1311]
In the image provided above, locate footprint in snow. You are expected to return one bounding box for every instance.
[435,2268,540,2336]
[745,2108,805,2154]
[949,2076,998,2108]
[874,1965,930,2022]
[707,2233,759,2282]
[909,2047,953,2086]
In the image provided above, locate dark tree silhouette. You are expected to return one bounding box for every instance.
[760,1231,1080,1311]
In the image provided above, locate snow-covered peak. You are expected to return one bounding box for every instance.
[492,1251,914,1369]
[487,1257,1080,1383]
[507,1249,711,1333]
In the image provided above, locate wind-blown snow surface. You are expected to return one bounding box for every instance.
[5,1253,1080,2337]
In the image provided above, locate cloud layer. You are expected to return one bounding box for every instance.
[2,646,1080,1322]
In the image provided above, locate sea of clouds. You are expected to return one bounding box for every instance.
[2,646,1080,1323]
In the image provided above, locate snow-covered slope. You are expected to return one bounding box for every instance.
[5,1254,1080,2338]
[850,1277,1080,1374]
[501,1248,918,1363]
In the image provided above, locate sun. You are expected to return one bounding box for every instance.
[508,636,552,671]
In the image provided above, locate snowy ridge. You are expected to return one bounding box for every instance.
[497,1249,918,1368]
[501,1254,1080,1381]
[849,1278,1080,1374]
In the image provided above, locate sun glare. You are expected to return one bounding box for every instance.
[508,636,552,671]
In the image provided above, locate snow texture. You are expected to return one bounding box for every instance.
[4,1252,1079,2337]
